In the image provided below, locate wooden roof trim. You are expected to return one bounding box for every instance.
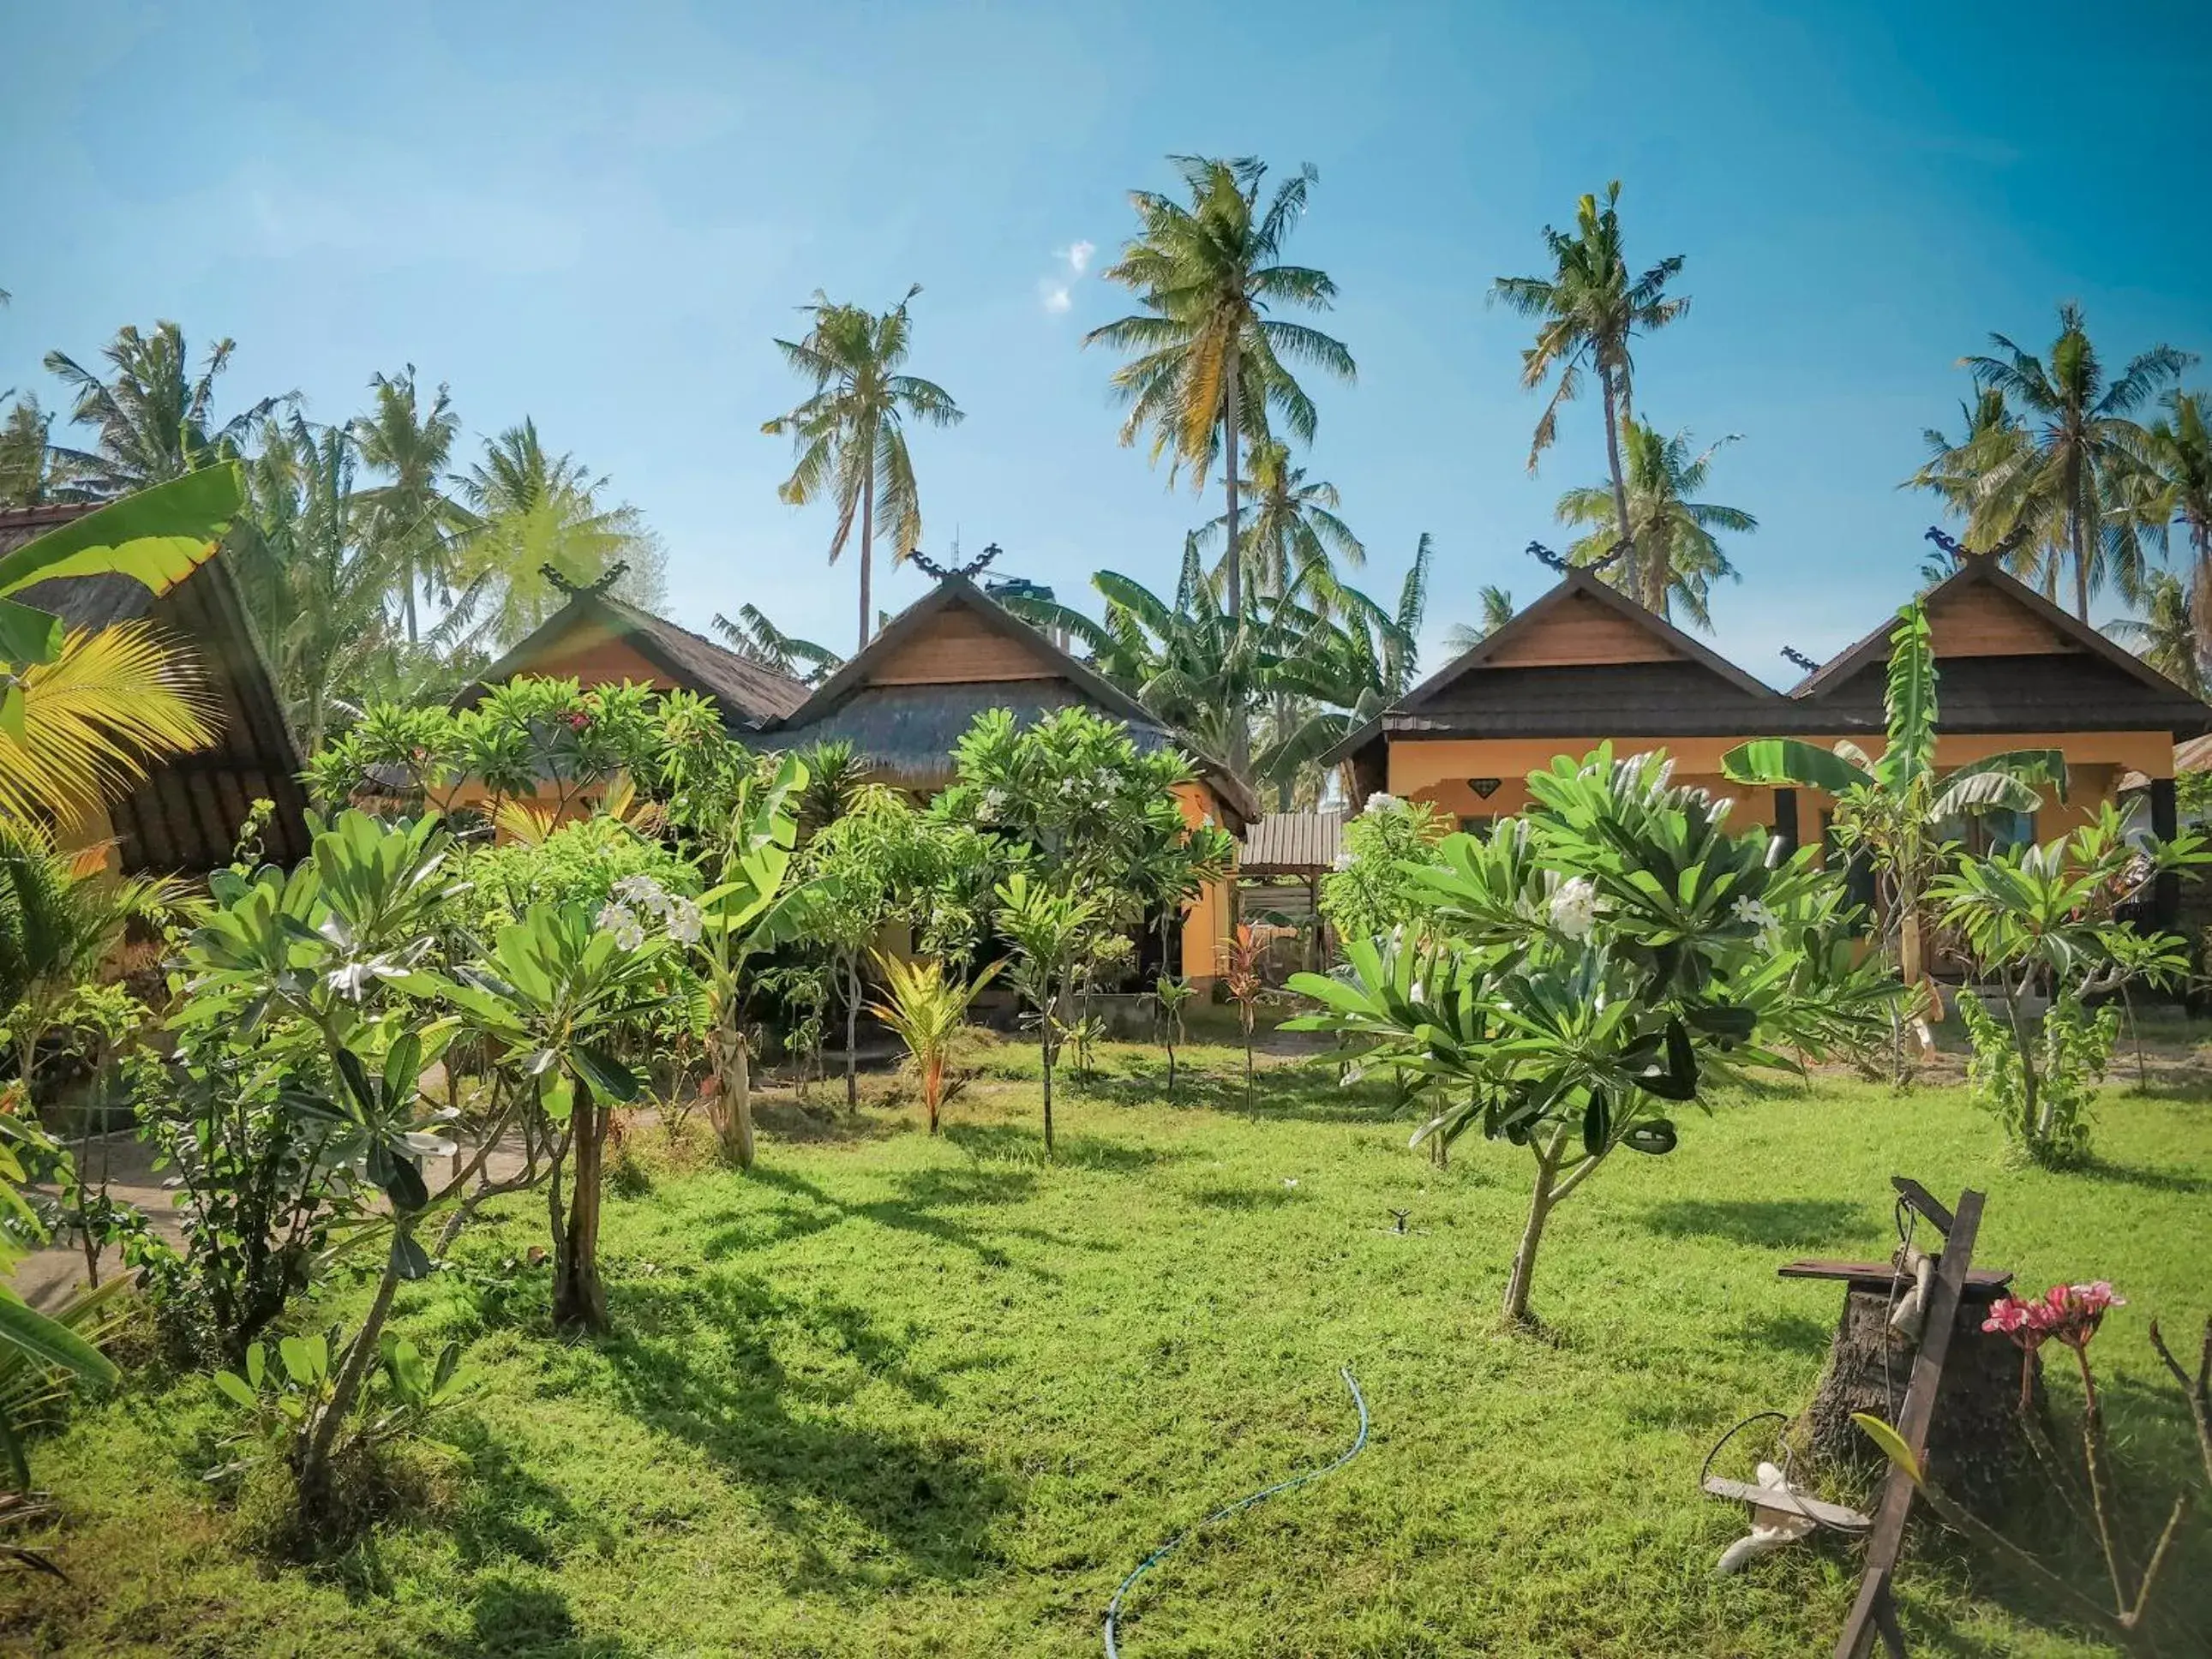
[1791,557,2203,704]
[1398,568,1784,710]
[765,576,1260,822]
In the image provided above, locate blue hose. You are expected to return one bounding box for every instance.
[1102,1367,1370,1658]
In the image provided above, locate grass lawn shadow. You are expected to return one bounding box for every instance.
[595,1272,1010,1593]
[1638,1197,1870,1249]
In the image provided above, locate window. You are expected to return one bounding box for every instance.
[1933,808,2035,856]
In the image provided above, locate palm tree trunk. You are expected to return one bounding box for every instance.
[1221,353,1250,781]
[2071,468,2092,621]
[1601,368,1637,603]
[859,463,875,650]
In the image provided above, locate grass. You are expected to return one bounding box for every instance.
[3,1036,2209,1656]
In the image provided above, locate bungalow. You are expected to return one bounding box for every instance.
[459,585,811,730]
[1335,558,2212,934]
[761,574,1256,982]
[0,502,312,871]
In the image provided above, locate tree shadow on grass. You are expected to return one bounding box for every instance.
[1184,1183,1302,1212]
[593,1271,1011,1594]
[2071,1156,2212,1196]
[941,1120,1183,1174]
[1637,1197,1871,1250]
[1719,1309,1834,1359]
[702,1162,1074,1278]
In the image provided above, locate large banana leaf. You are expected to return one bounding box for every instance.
[0,464,245,619]
[1874,603,1937,794]
[1929,766,2048,822]
[1721,739,1873,794]
[1940,748,2069,801]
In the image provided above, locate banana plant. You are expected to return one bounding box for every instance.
[685,752,830,1167]
[1723,602,2066,1046]
[0,464,244,728]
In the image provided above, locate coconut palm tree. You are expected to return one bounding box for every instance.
[351,366,471,646]
[1087,156,1356,776]
[1556,422,1753,626]
[710,603,844,686]
[1493,183,1687,605]
[1195,439,1364,602]
[762,289,963,651]
[455,420,658,646]
[41,322,290,498]
[231,416,405,753]
[2107,570,2203,698]
[1904,387,2056,595]
[1957,304,2194,620]
[1442,585,1516,656]
[2115,389,2212,654]
[0,397,85,508]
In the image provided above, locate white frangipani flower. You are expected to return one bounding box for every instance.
[1362,792,1403,818]
[665,897,704,944]
[1550,876,1600,940]
[1332,850,1356,871]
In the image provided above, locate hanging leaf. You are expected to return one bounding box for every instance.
[390,1230,433,1280]
[1623,1119,1677,1155]
[1582,1091,1610,1159]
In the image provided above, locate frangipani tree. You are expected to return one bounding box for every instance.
[1723,601,2065,1043]
[1291,750,1887,1325]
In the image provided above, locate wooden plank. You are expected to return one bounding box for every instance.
[1890,1177,1955,1235]
[1778,1259,2010,1293]
[1834,1189,1985,1659]
[1927,583,2078,658]
[1701,1478,1870,1531]
[866,606,1059,686]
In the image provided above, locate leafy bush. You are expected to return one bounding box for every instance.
[1318,793,1450,947]
[1957,991,2117,1169]
[1291,749,1888,1325]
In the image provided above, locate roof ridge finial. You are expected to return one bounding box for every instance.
[908,542,1004,582]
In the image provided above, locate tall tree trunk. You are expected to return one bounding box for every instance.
[843,955,860,1111]
[858,461,875,650]
[1221,353,1250,781]
[1600,368,1638,604]
[2071,464,2092,621]
[1502,1137,1564,1326]
[1040,1039,1055,1159]
[297,1223,411,1516]
[403,559,419,647]
[552,1104,608,1332]
[711,1010,755,1169]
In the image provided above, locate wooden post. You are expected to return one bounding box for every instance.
[1835,1186,1985,1659]
[1773,787,1800,856]
[2150,776,2180,934]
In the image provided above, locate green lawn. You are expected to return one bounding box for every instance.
[4,1039,2209,1656]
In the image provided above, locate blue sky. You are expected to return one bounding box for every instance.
[4,1,2209,684]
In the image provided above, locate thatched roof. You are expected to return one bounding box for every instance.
[764,575,1259,825]
[461,591,809,728]
[0,502,312,871]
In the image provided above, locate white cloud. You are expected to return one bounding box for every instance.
[1063,239,1094,275]
[1039,281,1072,314]
[1037,239,1093,314]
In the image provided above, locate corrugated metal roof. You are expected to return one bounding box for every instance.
[1238,811,1345,873]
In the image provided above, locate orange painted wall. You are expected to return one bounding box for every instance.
[1172,780,1237,982]
[1388,730,2168,850]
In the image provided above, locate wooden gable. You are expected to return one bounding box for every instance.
[1480,586,1685,668]
[861,596,1062,687]
[1925,582,2079,659]
[504,612,677,691]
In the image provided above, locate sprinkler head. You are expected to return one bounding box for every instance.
[1389,1208,1412,1234]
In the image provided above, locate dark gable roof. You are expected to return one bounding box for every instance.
[1332,570,1786,757]
[0,501,313,871]
[465,592,809,726]
[766,575,1260,824]
[1791,559,2212,738]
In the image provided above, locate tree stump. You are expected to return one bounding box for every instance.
[1800,1282,2042,1513]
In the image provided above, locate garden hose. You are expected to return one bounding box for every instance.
[1102,1366,1370,1658]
